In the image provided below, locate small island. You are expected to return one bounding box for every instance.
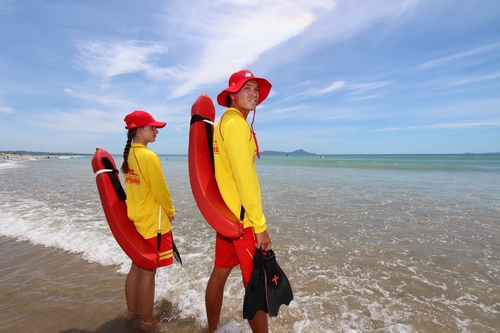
[260,149,316,156]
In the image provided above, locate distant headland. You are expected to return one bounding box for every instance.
[260,149,316,156]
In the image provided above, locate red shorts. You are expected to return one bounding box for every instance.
[145,231,174,268]
[214,227,257,284]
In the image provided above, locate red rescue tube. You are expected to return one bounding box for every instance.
[188,94,244,239]
[91,148,158,270]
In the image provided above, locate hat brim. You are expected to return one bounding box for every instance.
[148,121,166,128]
[125,121,166,129]
[217,77,272,107]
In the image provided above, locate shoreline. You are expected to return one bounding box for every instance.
[1,152,59,160]
[0,152,91,160]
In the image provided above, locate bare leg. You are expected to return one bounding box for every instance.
[205,267,232,332]
[248,309,268,333]
[138,268,157,323]
[125,263,141,317]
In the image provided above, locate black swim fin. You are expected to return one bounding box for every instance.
[243,250,268,320]
[261,249,293,317]
[172,240,182,265]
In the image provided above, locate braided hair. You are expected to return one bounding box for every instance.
[121,128,138,173]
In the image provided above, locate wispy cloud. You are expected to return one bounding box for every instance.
[160,0,418,99]
[441,71,500,88]
[270,105,308,115]
[63,89,134,110]
[72,0,420,101]
[311,81,346,96]
[348,94,383,102]
[348,81,393,95]
[0,106,13,114]
[2,0,499,154]
[417,42,500,69]
[39,108,124,133]
[168,2,318,98]
[75,40,168,78]
[376,120,500,131]
[301,80,392,100]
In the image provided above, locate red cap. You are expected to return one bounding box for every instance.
[216,70,272,107]
[124,110,166,129]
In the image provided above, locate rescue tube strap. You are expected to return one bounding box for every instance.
[190,114,214,126]
[190,114,214,169]
[240,206,245,222]
[97,157,127,201]
[94,168,114,176]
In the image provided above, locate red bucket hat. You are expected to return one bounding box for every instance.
[124,110,166,129]
[216,70,272,107]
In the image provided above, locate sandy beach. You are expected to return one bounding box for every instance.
[0,236,203,333]
[0,237,132,333]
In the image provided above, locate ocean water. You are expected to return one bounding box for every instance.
[0,153,499,332]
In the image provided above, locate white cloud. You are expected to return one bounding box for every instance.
[63,89,133,110]
[71,0,422,102]
[376,120,500,131]
[5,0,499,155]
[291,78,393,101]
[442,71,500,88]
[348,81,393,95]
[274,0,421,55]
[75,40,168,78]
[39,108,124,133]
[165,0,420,99]
[0,106,13,114]
[270,105,309,115]
[417,42,500,69]
[312,81,346,95]
[300,79,392,100]
[348,94,383,102]
[168,2,319,98]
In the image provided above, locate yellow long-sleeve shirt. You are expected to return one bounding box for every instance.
[124,143,175,239]
[213,107,267,234]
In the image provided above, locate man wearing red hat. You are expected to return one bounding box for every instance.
[205,70,273,333]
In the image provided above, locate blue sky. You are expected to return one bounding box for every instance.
[1,0,499,155]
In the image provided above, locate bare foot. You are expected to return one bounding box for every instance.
[126,311,139,322]
[140,317,162,331]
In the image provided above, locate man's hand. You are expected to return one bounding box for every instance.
[255,230,272,251]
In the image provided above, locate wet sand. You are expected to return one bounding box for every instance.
[0,236,134,333]
[0,237,202,333]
